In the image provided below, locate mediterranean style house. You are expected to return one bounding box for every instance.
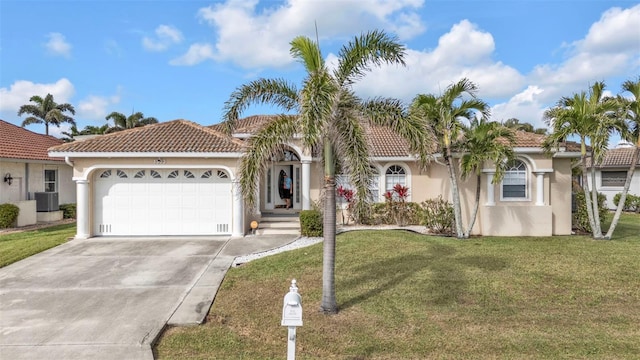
[48,116,581,239]
[1,120,76,226]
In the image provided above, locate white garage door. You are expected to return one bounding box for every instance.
[94,169,232,236]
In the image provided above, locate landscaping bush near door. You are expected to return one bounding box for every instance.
[300,209,323,237]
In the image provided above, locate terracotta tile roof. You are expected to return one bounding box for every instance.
[209,115,281,134]
[592,147,640,168]
[49,119,244,154]
[214,116,581,156]
[0,119,64,161]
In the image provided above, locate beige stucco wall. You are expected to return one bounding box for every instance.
[0,160,75,205]
[305,153,573,237]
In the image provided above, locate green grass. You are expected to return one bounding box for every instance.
[0,224,76,267]
[155,213,640,359]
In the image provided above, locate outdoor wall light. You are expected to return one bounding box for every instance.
[3,173,13,185]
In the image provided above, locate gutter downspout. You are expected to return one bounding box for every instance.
[25,163,29,200]
[65,156,74,168]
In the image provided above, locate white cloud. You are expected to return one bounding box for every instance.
[142,25,184,52]
[528,4,640,103]
[169,43,215,66]
[491,86,547,128]
[44,32,72,57]
[189,0,425,68]
[0,78,75,112]
[77,93,121,120]
[352,20,525,102]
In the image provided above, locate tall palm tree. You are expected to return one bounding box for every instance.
[605,77,640,239]
[459,118,515,237]
[105,111,158,132]
[543,81,621,239]
[222,30,425,314]
[17,93,76,135]
[410,78,490,239]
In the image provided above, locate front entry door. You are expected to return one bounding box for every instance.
[265,164,300,210]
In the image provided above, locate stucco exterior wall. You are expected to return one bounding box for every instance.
[481,205,553,236]
[0,160,75,205]
[550,158,573,235]
[587,168,640,209]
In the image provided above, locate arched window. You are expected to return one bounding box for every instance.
[502,160,527,199]
[385,165,406,191]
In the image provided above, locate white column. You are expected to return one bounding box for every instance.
[232,179,244,237]
[302,160,311,210]
[535,172,545,206]
[485,172,495,206]
[75,179,90,239]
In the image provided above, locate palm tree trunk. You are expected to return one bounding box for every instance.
[580,149,598,238]
[45,122,49,136]
[605,146,639,239]
[321,143,338,314]
[445,149,465,238]
[589,160,604,239]
[465,174,482,237]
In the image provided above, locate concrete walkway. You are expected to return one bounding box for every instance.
[0,234,298,360]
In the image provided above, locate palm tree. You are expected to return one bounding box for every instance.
[605,77,640,239]
[62,124,110,142]
[504,118,547,134]
[543,81,621,239]
[410,78,490,239]
[105,111,158,132]
[460,118,515,237]
[17,93,76,135]
[222,30,425,314]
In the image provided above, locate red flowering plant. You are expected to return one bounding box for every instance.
[337,185,355,225]
[384,184,410,226]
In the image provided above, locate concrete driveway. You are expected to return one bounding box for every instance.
[0,234,297,360]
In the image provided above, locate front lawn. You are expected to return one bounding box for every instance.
[0,223,76,268]
[155,213,640,359]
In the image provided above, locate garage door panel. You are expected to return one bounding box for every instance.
[95,169,232,236]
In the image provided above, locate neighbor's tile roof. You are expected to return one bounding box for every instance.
[49,119,245,153]
[0,119,64,161]
[592,147,640,168]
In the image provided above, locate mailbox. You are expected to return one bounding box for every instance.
[281,280,303,327]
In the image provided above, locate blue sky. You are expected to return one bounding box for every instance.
[1,0,639,146]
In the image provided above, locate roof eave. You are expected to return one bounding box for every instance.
[48,151,244,158]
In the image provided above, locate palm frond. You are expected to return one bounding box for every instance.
[290,36,324,74]
[335,29,406,86]
[222,78,299,134]
[239,115,299,209]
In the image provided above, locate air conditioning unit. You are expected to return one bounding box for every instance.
[35,192,59,212]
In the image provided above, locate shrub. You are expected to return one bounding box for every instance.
[59,203,77,219]
[613,193,640,212]
[420,197,454,235]
[0,203,20,229]
[573,190,609,233]
[300,209,323,237]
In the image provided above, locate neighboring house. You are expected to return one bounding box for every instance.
[587,145,640,209]
[0,120,76,226]
[49,117,581,239]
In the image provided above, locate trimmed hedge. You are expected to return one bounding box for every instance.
[300,209,323,237]
[0,203,20,229]
[59,203,77,219]
[613,193,640,213]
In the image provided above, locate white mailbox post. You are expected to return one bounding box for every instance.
[281,279,303,360]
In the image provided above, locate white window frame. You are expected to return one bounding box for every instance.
[500,159,530,201]
[383,163,411,201]
[44,169,58,192]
